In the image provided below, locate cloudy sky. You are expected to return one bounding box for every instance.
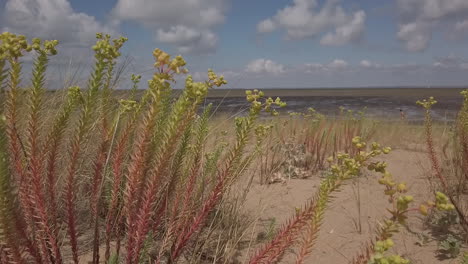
[1,0,468,88]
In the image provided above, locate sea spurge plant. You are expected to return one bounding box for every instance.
[417,96,448,190]
[416,96,437,109]
[129,73,141,99]
[246,89,286,117]
[0,32,31,59]
[369,238,409,264]
[250,136,391,264]
[0,114,25,264]
[23,36,63,263]
[153,48,188,78]
[92,33,127,62]
[435,191,456,211]
[0,31,289,264]
[417,95,468,232]
[303,107,325,121]
[64,33,128,264]
[0,33,69,264]
[352,145,456,264]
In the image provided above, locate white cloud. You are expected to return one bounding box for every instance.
[328,59,348,69]
[398,0,468,21]
[396,22,431,52]
[303,63,325,72]
[210,58,468,88]
[2,0,116,45]
[320,11,366,46]
[156,26,217,53]
[301,59,350,72]
[246,59,285,75]
[256,0,365,46]
[257,19,276,33]
[111,0,227,54]
[432,55,468,69]
[360,60,372,67]
[396,0,468,51]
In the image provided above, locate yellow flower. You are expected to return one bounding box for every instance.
[419,204,428,216]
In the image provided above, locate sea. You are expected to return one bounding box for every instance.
[200,87,466,122]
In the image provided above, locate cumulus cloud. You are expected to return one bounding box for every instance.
[303,63,325,72]
[396,0,468,51]
[111,0,227,54]
[301,59,349,72]
[1,0,116,46]
[432,55,468,69]
[156,26,217,53]
[256,0,366,45]
[257,19,276,33]
[360,60,372,67]
[396,22,431,52]
[359,60,381,69]
[320,11,366,46]
[208,57,468,88]
[328,59,348,69]
[246,59,285,75]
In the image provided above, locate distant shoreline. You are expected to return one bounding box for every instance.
[205,87,467,98]
[77,87,468,99]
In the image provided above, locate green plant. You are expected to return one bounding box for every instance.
[415,232,431,247]
[440,234,462,259]
[461,251,468,264]
[418,96,468,234]
[0,31,286,264]
[248,136,392,263]
[257,218,277,242]
[351,164,455,264]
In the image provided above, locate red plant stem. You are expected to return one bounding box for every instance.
[105,122,133,262]
[424,109,447,189]
[127,114,195,264]
[171,112,258,261]
[170,175,226,261]
[91,140,108,264]
[12,210,43,264]
[122,113,156,260]
[44,102,76,237]
[28,143,63,263]
[249,200,318,264]
[65,138,82,264]
[26,93,64,263]
[45,139,60,231]
[172,151,203,236]
[4,64,40,263]
[29,159,63,263]
[5,93,34,226]
[0,245,10,264]
[295,216,321,264]
[422,111,468,233]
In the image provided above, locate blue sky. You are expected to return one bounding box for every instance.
[1,0,468,88]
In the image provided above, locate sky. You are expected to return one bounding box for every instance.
[1,0,468,89]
